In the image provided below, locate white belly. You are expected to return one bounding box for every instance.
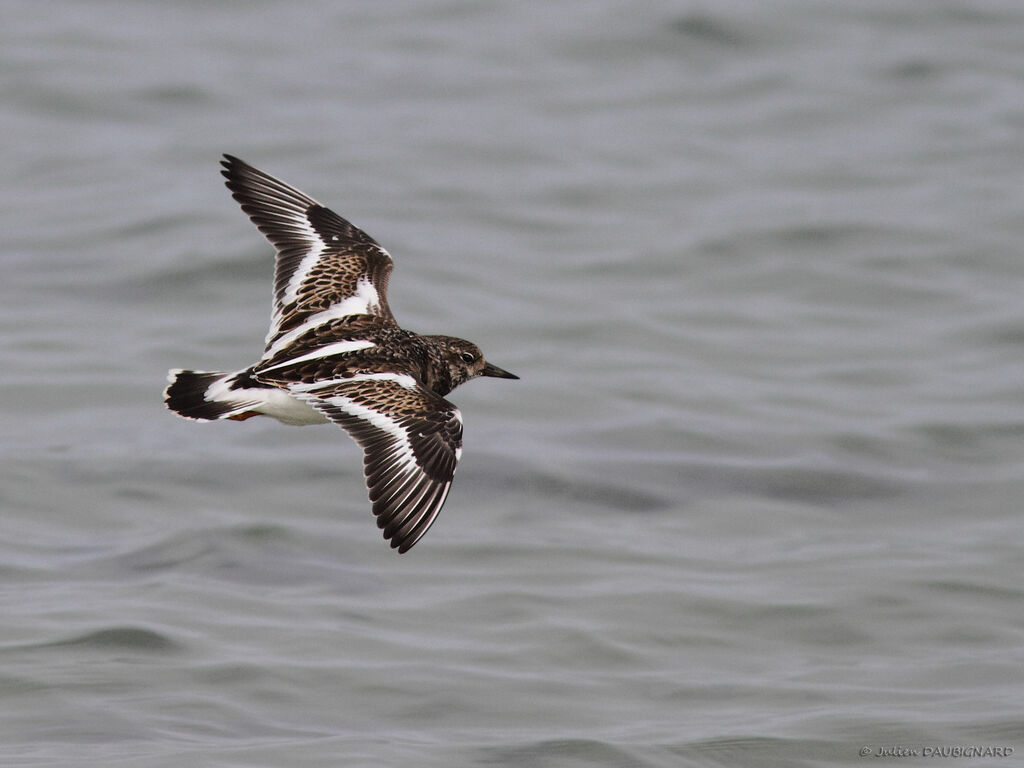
[253,388,329,426]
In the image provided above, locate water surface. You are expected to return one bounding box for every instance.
[2,1,1024,765]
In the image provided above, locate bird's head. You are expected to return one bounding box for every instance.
[430,336,518,395]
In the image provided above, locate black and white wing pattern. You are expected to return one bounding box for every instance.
[220,155,395,351]
[290,374,463,553]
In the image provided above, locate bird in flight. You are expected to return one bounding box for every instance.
[165,155,518,553]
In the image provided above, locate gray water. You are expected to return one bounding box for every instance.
[3,1,1024,766]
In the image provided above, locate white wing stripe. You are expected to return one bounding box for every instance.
[288,372,419,394]
[257,340,375,372]
[282,246,321,307]
[322,395,418,471]
[264,305,361,356]
[349,372,418,388]
[263,278,384,352]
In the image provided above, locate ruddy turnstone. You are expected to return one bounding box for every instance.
[165,155,517,553]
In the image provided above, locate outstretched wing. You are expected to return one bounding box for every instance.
[290,374,463,554]
[220,155,396,351]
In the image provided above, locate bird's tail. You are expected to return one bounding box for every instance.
[164,369,262,422]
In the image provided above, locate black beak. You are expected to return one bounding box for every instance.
[481,362,519,380]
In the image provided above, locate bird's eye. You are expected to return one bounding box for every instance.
[460,352,475,364]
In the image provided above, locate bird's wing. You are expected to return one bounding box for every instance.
[290,373,463,553]
[220,155,396,354]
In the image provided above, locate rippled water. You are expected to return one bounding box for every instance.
[3,1,1024,765]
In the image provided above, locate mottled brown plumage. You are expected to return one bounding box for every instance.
[165,155,517,553]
